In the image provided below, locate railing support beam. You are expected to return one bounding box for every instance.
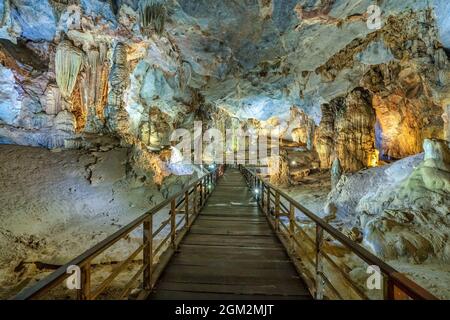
[143,216,153,291]
[315,225,324,300]
[170,199,177,250]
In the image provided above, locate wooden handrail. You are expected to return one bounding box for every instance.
[239,165,438,300]
[13,166,224,300]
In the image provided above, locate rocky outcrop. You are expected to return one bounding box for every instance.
[315,89,377,172]
[327,139,450,263]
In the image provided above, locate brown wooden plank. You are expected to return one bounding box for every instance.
[170,256,294,270]
[151,290,311,300]
[149,169,312,300]
[196,216,266,223]
[177,245,289,261]
[156,266,301,288]
[156,281,310,296]
[183,234,280,247]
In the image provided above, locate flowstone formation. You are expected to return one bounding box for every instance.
[327,139,450,263]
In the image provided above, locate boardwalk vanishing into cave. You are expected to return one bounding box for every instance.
[149,169,312,300]
[14,167,436,301]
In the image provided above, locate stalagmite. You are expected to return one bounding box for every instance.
[55,40,83,99]
[331,157,342,189]
[138,0,167,35]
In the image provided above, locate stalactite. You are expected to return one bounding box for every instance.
[55,40,83,99]
[71,81,87,132]
[44,84,63,115]
[138,0,167,35]
[80,44,109,132]
[0,0,10,28]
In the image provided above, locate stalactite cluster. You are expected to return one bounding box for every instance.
[80,44,109,132]
[138,0,167,35]
[55,40,83,99]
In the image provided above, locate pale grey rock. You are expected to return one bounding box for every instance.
[0,65,21,126]
[434,0,450,48]
[356,40,395,65]
[11,0,56,41]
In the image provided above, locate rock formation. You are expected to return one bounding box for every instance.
[327,139,450,263]
[0,0,449,299]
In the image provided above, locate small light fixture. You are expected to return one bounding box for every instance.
[291,161,297,166]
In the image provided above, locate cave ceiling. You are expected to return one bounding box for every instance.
[0,0,449,148]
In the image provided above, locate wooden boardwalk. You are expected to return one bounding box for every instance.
[149,169,312,300]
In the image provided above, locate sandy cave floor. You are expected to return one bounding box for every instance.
[0,145,186,299]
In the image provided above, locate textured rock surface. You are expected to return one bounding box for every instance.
[0,0,449,299]
[0,0,447,155]
[0,143,203,298]
[327,139,450,263]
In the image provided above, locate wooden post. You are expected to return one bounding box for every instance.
[204,177,207,203]
[170,199,177,249]
[193,183,198,215]
[184,191,189,227]
[266,186,271,215]
[275,192,280,232]
[143,216,153,290]
[77,263,91,300]
[384,276,395,300]
[315,224,324,300]
[260,183,264,208]
[289,203,295,254]
[199,179,204,209]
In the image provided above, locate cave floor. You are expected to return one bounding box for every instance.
[150,169,312,300]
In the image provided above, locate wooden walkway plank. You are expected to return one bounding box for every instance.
[149,169,312,300]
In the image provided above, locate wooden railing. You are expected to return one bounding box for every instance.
[239,166,438,300]
[13,166,224,300]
